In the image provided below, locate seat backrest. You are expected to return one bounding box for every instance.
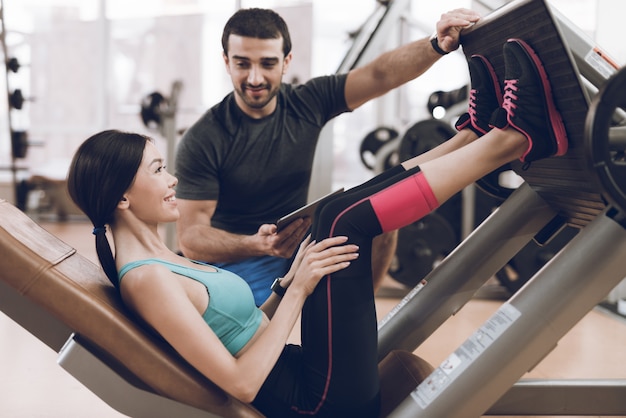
[0,199,262,418]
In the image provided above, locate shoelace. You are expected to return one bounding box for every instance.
[468,89,478,119]
[502,78,533,170]
[468,88,491,135]
[502,79,519,115]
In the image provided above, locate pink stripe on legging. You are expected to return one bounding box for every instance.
[370,171,439,232]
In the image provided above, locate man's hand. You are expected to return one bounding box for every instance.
[256,217,311,258]
[435,8,481,54]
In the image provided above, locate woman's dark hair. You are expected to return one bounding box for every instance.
[221,8,292,57]
[67,130,151,288]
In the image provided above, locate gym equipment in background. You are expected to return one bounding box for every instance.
[139,80,183,250]
[359,126,400,171]
[1,2,33,208]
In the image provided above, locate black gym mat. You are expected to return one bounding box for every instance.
[460,0,605,228]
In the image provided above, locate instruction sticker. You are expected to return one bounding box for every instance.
[585,47,619,80]
[410,303,521,408]
[377,280,427,330]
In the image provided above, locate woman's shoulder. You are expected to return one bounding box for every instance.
[119,260,186,309]
[120,260,178,289]
[119,256,217,292]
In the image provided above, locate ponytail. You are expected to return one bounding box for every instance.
[93,225,119,288]
[67,130,150,288]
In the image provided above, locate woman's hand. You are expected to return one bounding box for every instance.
[281,234,310,287]
[288,235,359,296]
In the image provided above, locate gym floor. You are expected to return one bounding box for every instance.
[1,219,625,418]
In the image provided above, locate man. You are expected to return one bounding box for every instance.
[175,7,480,305]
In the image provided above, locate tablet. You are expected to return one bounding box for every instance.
[276,188,344,231]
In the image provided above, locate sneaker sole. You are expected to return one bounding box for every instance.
[507,38,569,158]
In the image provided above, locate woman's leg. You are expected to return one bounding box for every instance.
[298,166,428,417]
[294,137,524,415]
[294,38,568,417]
[417,127,526,204]
[293,139,527,416]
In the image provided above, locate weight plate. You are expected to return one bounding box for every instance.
[388,212,457,287]
[585,66,626,214]
[140,92,166,128]
[398,119,456,161]
[359,127,399,170]
[11,130,28,159]
[475,163,517,201]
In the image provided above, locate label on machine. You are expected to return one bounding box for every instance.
[585,47,619,79]
[410,303,521,408]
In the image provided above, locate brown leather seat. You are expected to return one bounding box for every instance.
[0,199,433,417]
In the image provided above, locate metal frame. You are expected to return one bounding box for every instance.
[489,378,626,416]
[378,0,626,415]
[388,206,626,417]
[58,336,220,418]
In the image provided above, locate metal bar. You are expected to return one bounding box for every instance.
[336,0,410,73]
[486,378,626,415]
[0,278,72,352]
[388,209,626,417]
[552,5,620,92]
[58,336,221,418]
[609,126,626,149]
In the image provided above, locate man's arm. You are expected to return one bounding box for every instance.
[176,198,311,263]
[344,8,481,110]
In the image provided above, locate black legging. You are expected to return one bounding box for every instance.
[252,164,439,418]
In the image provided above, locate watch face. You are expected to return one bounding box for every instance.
[272,278,286,297]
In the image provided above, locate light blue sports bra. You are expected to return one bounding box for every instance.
[118,258,263,355]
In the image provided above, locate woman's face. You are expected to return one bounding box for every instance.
[124,141,178,225]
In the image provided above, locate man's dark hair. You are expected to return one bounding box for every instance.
[222,8,292,57]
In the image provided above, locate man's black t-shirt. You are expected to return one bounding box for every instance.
[175,74,350,235]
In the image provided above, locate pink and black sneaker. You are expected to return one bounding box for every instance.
[455,54,503,136]
[490,38,569,164]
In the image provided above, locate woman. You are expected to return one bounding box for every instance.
[68,38,567,418]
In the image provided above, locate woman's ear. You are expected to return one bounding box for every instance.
[117,196,129,209]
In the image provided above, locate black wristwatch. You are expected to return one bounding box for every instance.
[271,277,287,298]
[430,35,449,56]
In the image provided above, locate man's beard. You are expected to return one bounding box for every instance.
[236,83,280,110]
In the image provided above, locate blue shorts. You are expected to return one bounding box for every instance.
[214,255,291,306]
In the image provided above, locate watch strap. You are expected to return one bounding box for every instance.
[430,35,449,56]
